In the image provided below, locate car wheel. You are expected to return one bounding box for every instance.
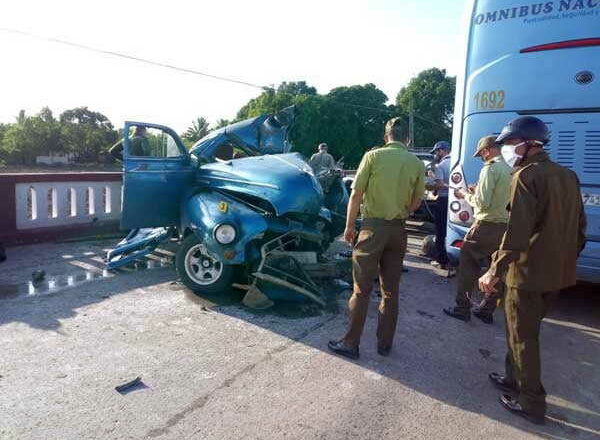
[176,234,234,295]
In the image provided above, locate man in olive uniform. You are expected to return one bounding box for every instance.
[309,143,336,175]
[108,126,150,159]
[328,118,425,359]
[479,116,587,424]
[443,135,512,324]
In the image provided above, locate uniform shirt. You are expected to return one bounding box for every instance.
[464,156,512,223]
[352,142,425,220]
[130,135,150,156]
[309,151,335,174]
[489,152,587,291]
[434,154,451,197]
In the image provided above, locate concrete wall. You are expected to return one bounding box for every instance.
[0,173,123,245]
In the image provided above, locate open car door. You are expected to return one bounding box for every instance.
[121,122,195,229]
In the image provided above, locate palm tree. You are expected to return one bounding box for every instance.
[183,117,210,143]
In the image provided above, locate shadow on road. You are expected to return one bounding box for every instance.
[1,240,598,439]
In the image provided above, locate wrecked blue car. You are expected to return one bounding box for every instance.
[106,107,348,305]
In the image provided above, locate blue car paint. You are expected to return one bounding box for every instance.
[196,153,324,217]
[181,191,269,265]
[190,107,294,160]
[121,121,194,229]
[107,107,343,281]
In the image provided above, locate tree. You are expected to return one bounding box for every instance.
[277,81,317,96]
[396,68,456,149]
[0,108,65,165]
[182,117,210,145]
[291,84,396,167]
[236,81,318,120]
[232,81,397,167]
[60,107,117,163]
[213,119,230,130]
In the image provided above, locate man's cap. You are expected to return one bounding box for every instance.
[473,135,499,157]
[384,117,403,134]
[429,140,450,155]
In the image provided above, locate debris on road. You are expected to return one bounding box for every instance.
[115,376,144,394]
[31,270,46,283]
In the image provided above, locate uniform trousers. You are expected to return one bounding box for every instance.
[344,218,407,349]
[504,287,557,418]
[455,220,507,314]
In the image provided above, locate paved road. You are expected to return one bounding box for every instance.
[1,238,599,440]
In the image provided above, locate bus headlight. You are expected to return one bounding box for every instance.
[214,224,237,244]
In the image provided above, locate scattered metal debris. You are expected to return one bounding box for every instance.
[115,376,144,394]
[31,270,46,283]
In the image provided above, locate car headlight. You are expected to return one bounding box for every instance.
[214,224,236,244]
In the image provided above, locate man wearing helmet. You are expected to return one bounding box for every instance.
[479,116,587,424]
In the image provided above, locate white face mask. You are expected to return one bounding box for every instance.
[501,142,526,168]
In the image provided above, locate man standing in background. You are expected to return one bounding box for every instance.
[309,143,336,175]
[328,117,424,359]
[443,135,511,324]
[427,141,452,271]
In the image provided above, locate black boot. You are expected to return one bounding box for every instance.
[473,308,494,324]
[443,307,471,322]
[328,340,359,360]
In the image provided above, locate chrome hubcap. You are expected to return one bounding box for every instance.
[184,244,223,286]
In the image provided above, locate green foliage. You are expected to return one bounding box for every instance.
[214,119,230,130]
[232,81,401,167]
[0,106,117,165]
[277,81,317,96]
[0,69,455,169]
[60,107,117,163]
[396,68,456,149]
[182,117,210,147]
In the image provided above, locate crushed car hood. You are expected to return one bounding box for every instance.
[190,106,295,159]
[196,153,324,217]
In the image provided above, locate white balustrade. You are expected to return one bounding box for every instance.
[15,181,122,230]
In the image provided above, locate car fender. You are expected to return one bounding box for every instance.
[181,191,268,265]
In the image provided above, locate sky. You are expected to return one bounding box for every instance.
[0,0,467,133]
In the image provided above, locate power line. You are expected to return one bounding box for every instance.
[1,27,451,130]
[0,27,270,91]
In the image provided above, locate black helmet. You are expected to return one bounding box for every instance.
[496,116,549,145]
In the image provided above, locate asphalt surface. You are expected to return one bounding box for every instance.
[1,236,599,440]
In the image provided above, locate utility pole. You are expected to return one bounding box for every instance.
[408,94,415,149]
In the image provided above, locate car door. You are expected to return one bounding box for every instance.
[121,121,195,229]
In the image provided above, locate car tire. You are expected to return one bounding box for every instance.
[176,234,235,295]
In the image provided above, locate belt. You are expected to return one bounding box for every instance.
[474,220,508,227]
[362,218,406,226]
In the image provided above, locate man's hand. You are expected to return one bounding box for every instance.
[467,184,476,194]
[454,188,465,199]
[478,271,500,296]
[343,226,356,244]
